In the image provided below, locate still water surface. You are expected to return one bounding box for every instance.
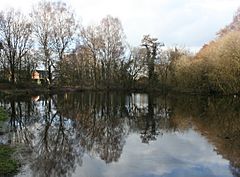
[0,92,239,177]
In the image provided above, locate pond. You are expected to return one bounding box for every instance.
[0,92,239,177]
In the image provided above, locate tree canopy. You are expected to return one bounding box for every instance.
[0,1,240,94]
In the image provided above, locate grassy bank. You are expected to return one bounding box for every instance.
[0,107,8,122]
[0,107,19,176]
[0,82,239,97]
[0,107,8,132]
[0,145,19,176]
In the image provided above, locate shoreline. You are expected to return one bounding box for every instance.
[0,86,239,98]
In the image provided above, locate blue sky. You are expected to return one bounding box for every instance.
[0,0,240,51]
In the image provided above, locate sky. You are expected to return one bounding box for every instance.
[0,0,240,51]
[74,131,231,177]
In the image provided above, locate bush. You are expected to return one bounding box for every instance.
[0,107,8,122]
[0,145,19,176]
[171,31,240,95]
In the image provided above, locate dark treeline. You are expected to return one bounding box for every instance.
[0,1,240,94]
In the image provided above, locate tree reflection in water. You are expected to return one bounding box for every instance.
[0,93,239,177]
[169,95,240,177]
[59,92,129,163]
[0,95,83,177]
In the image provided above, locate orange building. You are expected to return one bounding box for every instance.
[32,71,40,80]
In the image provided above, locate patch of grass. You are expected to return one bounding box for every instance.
[0,107,8,121]
[0,145,19,176]
[0,108,17,176]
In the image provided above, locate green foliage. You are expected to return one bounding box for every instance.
[0,107,8,121]
[0,145,19,176]
[0,108,18,176]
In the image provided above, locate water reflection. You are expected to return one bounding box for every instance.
[0,93,239,177]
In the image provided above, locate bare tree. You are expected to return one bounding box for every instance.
[51,2,79,61]
[218,7,240,36]
[98,15,126,87]
[0,9,32,83]
[81,25,103,88]
[78,15,126,88]
[128,47,148,80]
[31,1,54,83]
[31,1,79,84]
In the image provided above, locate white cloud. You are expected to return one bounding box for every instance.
[0,0,239,49]
[71,130,232,177]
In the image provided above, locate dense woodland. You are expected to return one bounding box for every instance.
[0,1,240,94]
